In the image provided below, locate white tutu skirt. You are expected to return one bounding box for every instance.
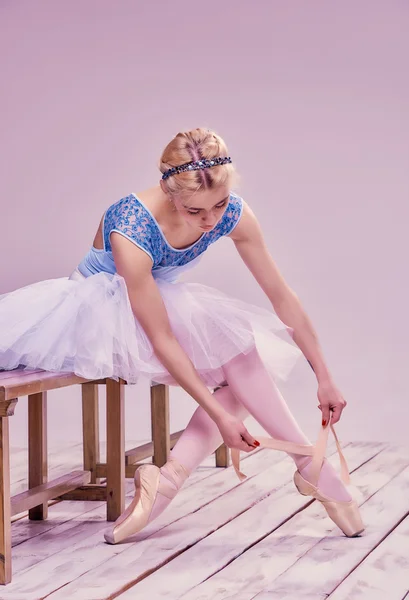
[0,272,304,387]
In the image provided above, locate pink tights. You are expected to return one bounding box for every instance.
[148,346,351,522]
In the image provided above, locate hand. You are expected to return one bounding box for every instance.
[317,379,347,426]
[215,412,260,452]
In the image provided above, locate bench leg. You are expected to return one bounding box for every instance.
[106,379,125,521]
[82,383,101,484]
[151,384,170,468]
[28,392,48,520]
[0,415,12,584]
[215,443,230,468]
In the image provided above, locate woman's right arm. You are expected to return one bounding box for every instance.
[110,232,258,453]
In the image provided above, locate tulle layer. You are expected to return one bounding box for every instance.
[0,272,304,387]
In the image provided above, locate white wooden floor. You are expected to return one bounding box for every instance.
[3,439,409,600]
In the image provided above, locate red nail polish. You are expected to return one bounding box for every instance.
[322,420,327,427]
[254,440,260,446]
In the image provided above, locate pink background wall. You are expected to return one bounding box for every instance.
[1,1,408,448]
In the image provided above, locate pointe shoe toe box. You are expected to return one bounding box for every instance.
[293,470,364,537]
[104,529,116,545]
[104,464,162,545]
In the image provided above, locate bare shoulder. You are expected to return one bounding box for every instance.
[110,231,153,284]
[133,187,163,219]
[226,199,264,245]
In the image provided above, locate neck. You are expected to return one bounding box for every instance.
[152,185,185,226]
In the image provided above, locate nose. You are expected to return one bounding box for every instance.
[202,215,216,226]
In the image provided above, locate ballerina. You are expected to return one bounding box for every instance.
[0,127,364,544]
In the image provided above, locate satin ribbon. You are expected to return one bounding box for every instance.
[230,413,350,486]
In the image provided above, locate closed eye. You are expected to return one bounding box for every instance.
[187,200,228,216]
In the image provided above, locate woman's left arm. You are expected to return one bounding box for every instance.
[228,201,347,425]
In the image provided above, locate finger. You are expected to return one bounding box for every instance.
[320,404,331,427]
[330,405,343,425]
[236,438,253,452]
[241,437,257,450]
[241,431,259,449]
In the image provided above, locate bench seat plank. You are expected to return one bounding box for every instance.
[0,370,92,401]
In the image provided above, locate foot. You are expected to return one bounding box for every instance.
[293,463,364,537]
[230,420,353,504]
[104,457,190,544]
[148,457,190,522]
[298,457,352,502]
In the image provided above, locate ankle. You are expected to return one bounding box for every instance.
[296,455,313,472]
[160,457,191,490]
[299,459,352,502]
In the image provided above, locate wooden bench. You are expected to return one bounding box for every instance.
[0,370,229,585]
[0,369,102,584]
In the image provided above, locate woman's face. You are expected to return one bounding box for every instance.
[172,184,231,232]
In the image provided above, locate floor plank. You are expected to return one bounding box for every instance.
[115,443,386,600]
[172,444,405,600]
[254,468,409,600]
[46,444,348,600]
[1,444,279,598]
[2,441,407,600]
[327,514,409,600]
[232,451,409,600]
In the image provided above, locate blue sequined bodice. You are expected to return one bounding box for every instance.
[76,191,243,281]
[103,192,243,268]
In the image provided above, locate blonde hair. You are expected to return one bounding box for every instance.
[159,127,238,199]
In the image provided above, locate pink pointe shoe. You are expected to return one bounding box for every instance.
[104,458,189,544]
[231,415,364,538]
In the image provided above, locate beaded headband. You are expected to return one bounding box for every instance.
[161,156,232,180]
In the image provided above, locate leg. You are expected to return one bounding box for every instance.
[221,346,352,502]
[147,385,249,522]
[106,379,125,521]
[28,392,48,520]
[0,416,11,584]
[82,383,101,484]
[215,443,230,468]
[151,384,170,468]
[169,385,248,472]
